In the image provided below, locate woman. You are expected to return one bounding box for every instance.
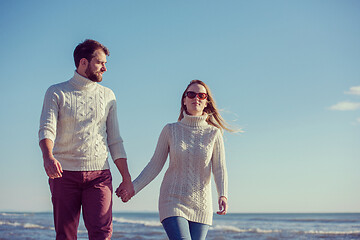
[117,80,232,240]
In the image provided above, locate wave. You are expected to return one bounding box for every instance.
[113,217,162,227]
[248,217,358,224]
[211,225,360,236]
[0,221,22,227]
[287,218,358,223]
[0,221,53,230]
[304,230,360,235]
[0,213,31,217]
[211,225,282,234]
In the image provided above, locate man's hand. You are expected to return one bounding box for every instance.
[115,180,135,202]
[114,158,134,202]
[216,196,228,215]
[40,139,63,179]
[44,156,63,179]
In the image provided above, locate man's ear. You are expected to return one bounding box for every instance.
[80,58,88,67]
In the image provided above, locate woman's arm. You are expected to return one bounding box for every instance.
[211,130,229,214]
[116,124,170,198]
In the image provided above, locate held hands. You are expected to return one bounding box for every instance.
[216,196,228,215]
[115,180,135,202]
[44,156,63,179]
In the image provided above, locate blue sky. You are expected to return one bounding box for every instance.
[0,0,359,213]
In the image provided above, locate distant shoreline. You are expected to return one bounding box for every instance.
[2,211,360,214]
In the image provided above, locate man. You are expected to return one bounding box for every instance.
[39,39,134,240]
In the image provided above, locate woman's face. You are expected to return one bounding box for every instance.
[183,83,208,116]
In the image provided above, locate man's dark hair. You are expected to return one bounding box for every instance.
[73,39,110,68]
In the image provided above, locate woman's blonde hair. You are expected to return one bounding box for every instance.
[178,80,235,132]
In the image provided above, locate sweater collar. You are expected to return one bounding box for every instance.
[69,71,97,91]
[180,111,209,128]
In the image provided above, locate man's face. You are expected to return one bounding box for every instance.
[85,49,107,82]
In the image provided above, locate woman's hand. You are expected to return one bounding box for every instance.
[216,196,228,215]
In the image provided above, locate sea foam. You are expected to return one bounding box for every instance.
[113,217,162,227]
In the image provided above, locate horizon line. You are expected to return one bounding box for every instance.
[1,211,360,214]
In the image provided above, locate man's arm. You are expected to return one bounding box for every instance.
[39,138,63,179]
[114,158,134,202]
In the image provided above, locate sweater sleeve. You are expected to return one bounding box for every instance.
[38,86,59,143]
[211,129,228,198]
[106,91,127,161]
[132,124,170,194]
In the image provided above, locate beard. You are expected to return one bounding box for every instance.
[85,65,103,82]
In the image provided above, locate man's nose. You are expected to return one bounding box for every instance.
[102,65,107,72]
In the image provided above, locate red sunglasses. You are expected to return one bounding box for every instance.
[185,91,208,100]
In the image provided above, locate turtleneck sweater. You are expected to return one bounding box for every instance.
[39,71,127,171]
[133,112,228,225]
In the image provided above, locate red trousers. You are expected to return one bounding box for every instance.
[49,170,113,240]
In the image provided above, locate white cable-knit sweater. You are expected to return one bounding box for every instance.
[38,71,127,171]
[133,112,228,225]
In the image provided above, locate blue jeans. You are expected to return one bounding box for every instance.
[161,216,210,240]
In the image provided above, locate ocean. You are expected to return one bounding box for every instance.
[1,212,359,239]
